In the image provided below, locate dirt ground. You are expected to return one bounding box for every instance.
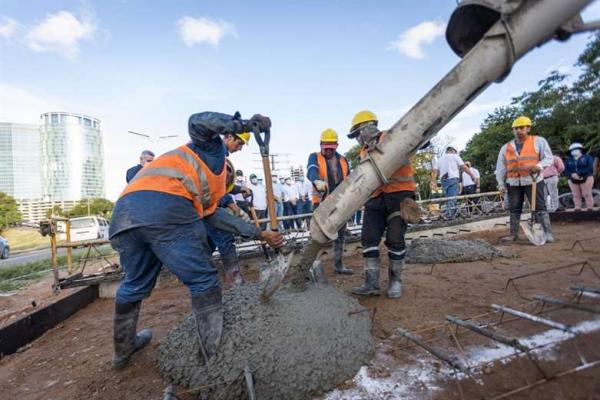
[1,221,599,400]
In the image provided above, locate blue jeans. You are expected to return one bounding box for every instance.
[110,220,218,303]
[442,178,460,219]
[205,223,236,260]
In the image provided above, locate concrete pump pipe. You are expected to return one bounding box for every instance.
[310,0,596,244]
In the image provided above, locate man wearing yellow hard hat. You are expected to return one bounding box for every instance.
[307,128,353,274]
[348,110,417,298]
[495,116,554,243]
[206,131,254,288]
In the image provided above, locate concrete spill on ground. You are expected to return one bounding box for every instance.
[157,283,373,399]
[407,238,507,264]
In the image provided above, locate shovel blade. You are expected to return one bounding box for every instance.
[260,251,294,303]
[520,221,546,246]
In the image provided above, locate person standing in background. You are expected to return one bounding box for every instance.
[126,150,155,183]
[460,161,480,195]
[564,142,595,211]
[542,154,565,212]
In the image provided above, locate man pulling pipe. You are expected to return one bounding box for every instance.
[109,112,283,370]
[348,111,416,298]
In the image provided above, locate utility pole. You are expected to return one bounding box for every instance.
[252,153,291,178]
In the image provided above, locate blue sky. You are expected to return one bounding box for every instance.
[1,0,599,200]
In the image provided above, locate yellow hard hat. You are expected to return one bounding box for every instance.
[512,116,532,128]
[351,110,378,130]
[235,132,251,144]
[320,128,338,143]
[225,158,235,193]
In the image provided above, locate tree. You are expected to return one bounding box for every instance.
[0,192,22,232]
[67,198,114,219]
[462,33,600,192]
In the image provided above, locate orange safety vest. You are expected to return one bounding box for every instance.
[120,145,226,218]
[360,132,416,197]
[311,152,349,204]
[505,135,539,179]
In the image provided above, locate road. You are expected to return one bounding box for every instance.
[0,245,111,269]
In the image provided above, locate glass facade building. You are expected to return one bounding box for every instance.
[41,112,105,200]
[0,122,42,199]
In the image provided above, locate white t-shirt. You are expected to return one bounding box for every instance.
[436,153,465,179]
[283,184,300,202]
[247,182,267,210]
[461,167,480,186]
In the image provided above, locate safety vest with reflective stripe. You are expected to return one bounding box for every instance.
[311,152,349,204]
[360,132,416,197]
[505,135,539,180]
[120,145,226,218]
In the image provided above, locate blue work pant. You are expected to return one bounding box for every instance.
[442,178,460,219]
[110,220,218,304]
[205,223,237,260]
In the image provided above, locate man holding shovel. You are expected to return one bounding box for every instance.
[495,116,554,244]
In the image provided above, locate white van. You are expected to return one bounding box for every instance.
[69,216,110,242]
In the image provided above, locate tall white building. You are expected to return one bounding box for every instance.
[41,112,105,201]
[0,122,42,199]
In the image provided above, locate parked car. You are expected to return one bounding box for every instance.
[0,236,9,259]
[69,216,110,242]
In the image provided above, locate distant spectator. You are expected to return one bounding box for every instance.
[271,175,285,230]
[295,176,312,228]
[232,170,250,217]
[460,161,480,195]
[431,146,476,219]
[247,174,267,228]
[592,148,600,189]
[542,154,565,212]
[283,177,301,229]
[564,142,595,211]
[125,150,154,183]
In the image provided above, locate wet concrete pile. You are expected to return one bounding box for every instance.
[406,238,507,264]
[157,283,373,399]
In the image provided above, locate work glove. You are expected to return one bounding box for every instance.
[259,230,284,249]
[314,180,328,192]
[245,114,271,133]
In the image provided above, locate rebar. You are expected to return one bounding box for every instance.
[534,295,600,314]
[491,304,573,333]
[446,315,529,352]
[396,327,468,372]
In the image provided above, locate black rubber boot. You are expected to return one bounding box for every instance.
[112,301,152,370]
[501,213,520,242]
[351,258,380,296]
[221,255,244,288]
[333,238,354,275]
[191,287,223,365]
[539,212,554,243]
[387,259,404,299]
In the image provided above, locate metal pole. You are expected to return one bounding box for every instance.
[50,222,59,293]
[570,284,600,296]
[491,304,573,333]
[310,0,594,243]
[65,219,73,275]
[397,327,468,372]
[446,315,529,352]
[534,295,600,314]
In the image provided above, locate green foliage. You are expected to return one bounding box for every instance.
[412,150,435,200]
[344,144,361,169]
[462,33,600,192]
[64,198,114,219]
[0,192,22,232]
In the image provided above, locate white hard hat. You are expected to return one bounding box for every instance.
[568,142,583,151]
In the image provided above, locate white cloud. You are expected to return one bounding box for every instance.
[0,84,63,124]
[26,11,96,59]
[388,21,446,59]
[0,17,19,40]
[176,16,236,47]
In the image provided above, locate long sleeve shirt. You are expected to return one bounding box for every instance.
[495,135,553,188]
[110,112,260,240]
[564,154,594,180]
[542,155,565,178]
[307,151,349,199]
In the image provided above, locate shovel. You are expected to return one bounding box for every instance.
[520,173,546,246]
[252,128,294,302]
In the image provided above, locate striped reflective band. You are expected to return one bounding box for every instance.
[362,246,379,254]
[166,148,213,208]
